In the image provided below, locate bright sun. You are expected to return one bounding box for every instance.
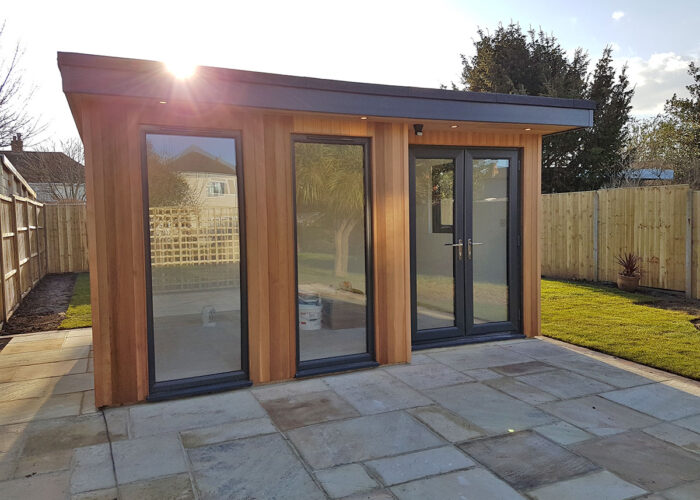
[165,59,197,79]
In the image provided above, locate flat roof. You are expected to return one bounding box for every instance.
[58,52,595,129]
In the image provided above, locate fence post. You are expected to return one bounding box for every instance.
[10,196,21,302]
[593,191,599,282]
[686,188,693,298]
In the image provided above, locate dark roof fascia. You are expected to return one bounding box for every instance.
[58,52,595,129]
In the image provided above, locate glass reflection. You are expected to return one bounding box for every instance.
[294,142,368,361]
[472,158,509,323]
[415,158,456,330]
[146,133,242,382]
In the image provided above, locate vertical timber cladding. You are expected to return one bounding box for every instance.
[81,94,542,405]
[410,130,542,339]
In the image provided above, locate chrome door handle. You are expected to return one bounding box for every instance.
[467,239,484,260]
[444,239,464,260]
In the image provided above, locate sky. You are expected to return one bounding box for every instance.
[2,0,698,147]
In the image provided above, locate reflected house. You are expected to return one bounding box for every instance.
[58,53,594,406]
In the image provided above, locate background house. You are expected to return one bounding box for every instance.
[0,134,85,202]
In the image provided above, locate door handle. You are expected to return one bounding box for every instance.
[444,239,464,260]
[467,239,484,260]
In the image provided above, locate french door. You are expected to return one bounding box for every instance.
[410,147,521,347]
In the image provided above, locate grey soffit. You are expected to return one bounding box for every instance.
[58,52,595,128]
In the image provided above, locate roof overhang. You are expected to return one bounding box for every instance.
[58,52,595,130]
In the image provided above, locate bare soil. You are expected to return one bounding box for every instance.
[1,274,77,335]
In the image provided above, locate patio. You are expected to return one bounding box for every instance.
[0,330,699,499]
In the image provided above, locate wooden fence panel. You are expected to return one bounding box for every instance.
[45,203,89,273]
[542,191,596,280]
[543,185,691,294]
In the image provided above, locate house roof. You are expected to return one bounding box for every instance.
[0,155,37,198]
[58,52,596,131]
[165,147,236,175]
[0,151,84,183]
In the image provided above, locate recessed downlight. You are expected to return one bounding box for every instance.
[524,127,532,131]
[159,100,168,104]
[360,116,368,120]
[450,125,458,128]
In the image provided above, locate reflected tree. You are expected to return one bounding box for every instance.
[295,143,364,276]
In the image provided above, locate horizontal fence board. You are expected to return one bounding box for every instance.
[543,185,694,295]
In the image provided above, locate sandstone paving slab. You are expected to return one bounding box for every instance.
[15,448,73,478]
[0,373,93,402]
[323,370,431,415]
[676,414,700,434]
[71,487,119,500]
[461,368,502,380]
[0,346,90,368]
[492,360,556,377]
[70,443,115,494]
[517,369,613,399]
[1,338,65,355]
[0,470,70,499]
[112,434,188,485]
[5,331,67,343]
[406,354,433,365]
[461,431,598,490]
[662,480,700,500]
[117,473,195,500]
[80,391,96,415]
[539,395,659,436]
[383,362,473,390]
[365,445,475,486]
[103,407,129,441]
[128,390,266,437]
[602,383,700,420]
[62,336,94,349]
[407,405,484,442]
[286,411,444,469]
[11,359,88,381]
[342,489,394,500]
[390,468,524,500]
[188,433,324,500]
[315,464,378,498]
[532,421,594,445]
[429,345,528,371]
[545,354,654,388]
[504,339,575,359]
[484,376,559,405]
[0,367,15,383]
[572,431,700,491]
[251,378,330,402]
[180,417,277,448]
[527,470,647,500]
[643,422,700,453]
[21,413,108,456]
[427,383,556,434]
[259,390,359,430]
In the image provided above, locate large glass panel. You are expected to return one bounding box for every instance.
[472,158,509,323]
[415,158,456,330]
[294,141,368,362]
[146,133,242,382]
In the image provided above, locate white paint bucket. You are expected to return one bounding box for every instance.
[299,301,322,330]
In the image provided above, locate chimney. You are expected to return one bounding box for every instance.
[10,133,23,152]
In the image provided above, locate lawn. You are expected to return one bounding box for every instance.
[60,273,92,329]
[542,279,700,380]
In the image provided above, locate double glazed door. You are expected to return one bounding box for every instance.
[410,147,520,347]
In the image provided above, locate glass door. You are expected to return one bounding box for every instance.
[410,147,520,347]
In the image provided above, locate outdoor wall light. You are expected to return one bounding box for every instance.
[413,124,424,136]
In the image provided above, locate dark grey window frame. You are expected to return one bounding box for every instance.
[141,126,251,401]
[292,134,378,378]
[409,146,524,350]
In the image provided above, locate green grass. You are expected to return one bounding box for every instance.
[542,278,700,380]
[59,273,92,329]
